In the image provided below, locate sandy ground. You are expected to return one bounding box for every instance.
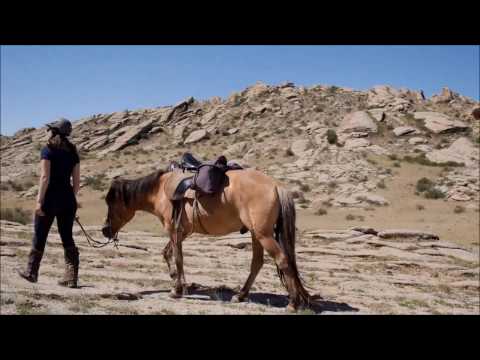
[1,219,478,315]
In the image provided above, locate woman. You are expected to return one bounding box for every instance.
[18,118,81,288]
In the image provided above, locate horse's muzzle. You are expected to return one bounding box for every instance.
[102,225,113,239]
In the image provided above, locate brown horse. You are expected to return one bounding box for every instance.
[101,167,311,311]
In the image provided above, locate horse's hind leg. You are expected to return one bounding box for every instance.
[232,236,264,303]
[255,233,300,312]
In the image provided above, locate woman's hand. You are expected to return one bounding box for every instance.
[35,202,45,216]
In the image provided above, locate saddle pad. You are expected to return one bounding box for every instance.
[164,170,194,200]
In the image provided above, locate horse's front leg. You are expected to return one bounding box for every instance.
[169,232,187,299]
[162,240,176,280]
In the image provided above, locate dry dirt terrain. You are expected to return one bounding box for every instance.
[1,220,478,315]
[1,82,479,314]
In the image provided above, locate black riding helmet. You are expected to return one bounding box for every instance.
[47,118,72,137]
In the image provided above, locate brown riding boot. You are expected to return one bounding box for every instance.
[18,249,44,283]
[58,246,79,288]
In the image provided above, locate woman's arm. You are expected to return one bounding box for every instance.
[72,163,80,195]
[36,159,50,215]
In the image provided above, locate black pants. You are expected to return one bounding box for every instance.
[32,198,77,252]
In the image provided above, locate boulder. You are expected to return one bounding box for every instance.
[227,128,239,135]
[426,137,479,167]
[224,142,248,157]
[184,129,208,144]
[290,140,312,156]
[472,108,480,120]
[99,119,153,154]
[245,82,269,99]
[413,112,469,134]
[408,137,427,145]
[339,111,378,134]
[366,145,391,156]
[201,110,217,124]
[344,138,370,149]
[378,229,439,241]
[173,125,186,141]
[368,109,385,122]
[430,87,456,104]
[393,126,417,137]
[355,193,389,206]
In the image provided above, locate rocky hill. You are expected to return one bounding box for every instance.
[1,82,479,208]
[1,82,479,315]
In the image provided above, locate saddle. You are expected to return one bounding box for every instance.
[167,153,243,201]
[166,153,247,235]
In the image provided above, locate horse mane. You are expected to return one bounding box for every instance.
[106,168,166,207]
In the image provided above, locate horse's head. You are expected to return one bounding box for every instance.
[102,178,135,239]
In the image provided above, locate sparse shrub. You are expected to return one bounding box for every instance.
[326,129,337,145]
[453,205,465,214]
[84,174,107,191]
[416,204,425,211]
[327,86,339,94]
[393,162,401,168]
[345,214,355,221]
[0,207,32,224]
[416,177,434,193]
[8,180,30,192]
[377,179,386,189]
[388,154,398,161]
[285,148,294,157]
[424,188,446,199]
[299,184,310,192]
[315,208,327,216]
[328,180,337,189]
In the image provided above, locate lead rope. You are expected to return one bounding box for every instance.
[74,216,150,252]
[74,216,119,249]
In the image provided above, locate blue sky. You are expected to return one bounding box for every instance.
[1,45,478,136]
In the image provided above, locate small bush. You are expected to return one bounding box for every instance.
[0,207,32,224]
[416,178,434,193]
[377,179,386,189]
[84,174,107,191]
[424,188,446,199]
[345,214,355,221]
[326,129,337,145]
[328,180,338,189]
[285,148,294,157]
[393,162,401,168]
[388,154,398,161]
[454,205,465,214]
[416,204,425,211]
[315,208,328,216]
[8,180,31,192]
[299,184,311,192]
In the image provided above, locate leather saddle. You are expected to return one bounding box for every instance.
[166,153,248,235]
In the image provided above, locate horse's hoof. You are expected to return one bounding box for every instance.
[286,304,298,313]
[169,289,183,299]
[231,294,246,303]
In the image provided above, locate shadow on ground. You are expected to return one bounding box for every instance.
[184,283,359,314]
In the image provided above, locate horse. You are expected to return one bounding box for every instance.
[101,166,312,312]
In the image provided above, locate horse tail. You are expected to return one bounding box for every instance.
[275,186,311,305]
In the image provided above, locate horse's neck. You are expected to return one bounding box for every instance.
[132,189,157,214]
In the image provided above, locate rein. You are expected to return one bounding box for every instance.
[75,216,119,249]
[74,216,149,252]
